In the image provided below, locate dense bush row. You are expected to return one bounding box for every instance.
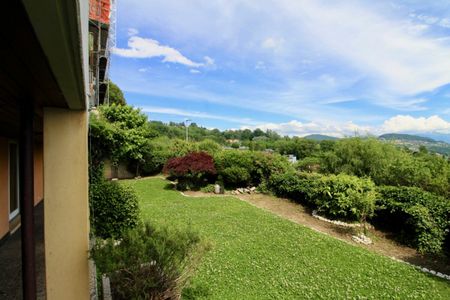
[269,172,376,224]
[214,150,291,189]
[269,170,450,255]
[163,150,291,191]
[373,186,450,254]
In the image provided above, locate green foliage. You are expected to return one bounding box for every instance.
[374,186,450,254]
[108,81,126,105]
[313,174,377,223]
[197,139,221,155]
[90,179,140,239]
[200,184,216,193]
[273,138,319,159]
[91,222,210,300]
[221,166,251,187]
[138,139,173,175]
[89,104,155,175]
[321,138,396,182]
[214,150,292,188]
[270,172,376,222]
[320,138,450,197]
[296,156,322,172]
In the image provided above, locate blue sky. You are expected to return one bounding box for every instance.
[110,0,450,140]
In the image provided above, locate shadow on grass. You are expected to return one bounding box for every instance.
[182,283,211,299]
[164,182,176,190]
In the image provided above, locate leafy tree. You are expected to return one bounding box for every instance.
[89,104,153,175]
[108,81,126,105]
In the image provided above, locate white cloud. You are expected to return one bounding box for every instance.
[242,120,371,138]
[204,56,215,66]
[115,0,450,123]
[190,69,201,74]
[140,106,257,125]
[113,36,210,68]
[416,14,439,25]
[138,67,150,72]
[381,115,450,134]
[242,115,450,137]
[127,28,139,36]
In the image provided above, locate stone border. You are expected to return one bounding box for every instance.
[311,210,364,228]
[390,257,450,281]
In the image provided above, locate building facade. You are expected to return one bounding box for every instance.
[0,1,110,299]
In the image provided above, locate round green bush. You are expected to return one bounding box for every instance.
[221,166,251,187]
[90,180,140,239]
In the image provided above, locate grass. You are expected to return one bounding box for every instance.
[125,178,450,299]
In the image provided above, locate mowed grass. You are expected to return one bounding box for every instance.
[125,178,450,299]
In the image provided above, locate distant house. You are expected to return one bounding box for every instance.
[0,0,111,298]
[287,154,298,163]
[226,139,240,144]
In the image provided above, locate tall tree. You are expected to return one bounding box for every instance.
[108,81,126,105]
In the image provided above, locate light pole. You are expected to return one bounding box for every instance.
[185,119,192,142]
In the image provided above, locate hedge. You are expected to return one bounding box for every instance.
[214,150,291,188]
[90,179,140,239]
[269,172,377,222]
[374,186,450,254]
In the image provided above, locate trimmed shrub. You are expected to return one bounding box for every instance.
[269,172,377,223]
[197,139,222,155]
[163,152,216,190]
[91,223,210,300]
[90,180,140,239]
[374,186,450,254]
[269,171,321,204]
[221,166,251,187]
[314,174,376,222]
[200,184,216,193]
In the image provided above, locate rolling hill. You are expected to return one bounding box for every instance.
[379,133,450,156]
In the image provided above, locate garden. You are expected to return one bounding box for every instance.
[88,102,450,298]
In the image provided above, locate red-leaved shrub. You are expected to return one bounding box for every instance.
[163,152,216,189]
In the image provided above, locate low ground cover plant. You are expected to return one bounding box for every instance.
[91,222,210,300]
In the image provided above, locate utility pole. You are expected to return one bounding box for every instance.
[185,119,192,142]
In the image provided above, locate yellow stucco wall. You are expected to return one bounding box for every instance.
[0,137,9,239]
[43,108,90,300]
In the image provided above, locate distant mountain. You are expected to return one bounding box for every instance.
[379,133,435,143]
[379,133,450,156]
[418,133,450,144]
[303,134,339,141]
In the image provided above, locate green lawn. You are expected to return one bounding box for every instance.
[125,178,450,299]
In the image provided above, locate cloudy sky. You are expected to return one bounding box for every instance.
[110,0,450,140]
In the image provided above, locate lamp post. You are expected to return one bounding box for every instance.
[185,119,192,142]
